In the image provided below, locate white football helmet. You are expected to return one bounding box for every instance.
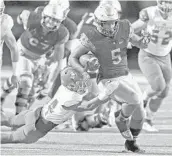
[0,0,5,16]
[94,3,120,37]
[99,0,122,13]
[79,53,100,74]
[61,67,92,94]
[49,0,70,18]
[157,0,172,16]
[41,4,67,31]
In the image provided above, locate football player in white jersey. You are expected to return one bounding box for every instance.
[1,66,95,144]
[132,0,172,132]
[0,0,19,98]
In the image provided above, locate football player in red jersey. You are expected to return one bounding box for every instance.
[69,1,149,153]
[1,66,95,144]
[1,4,69,115]
[0,0,19,104]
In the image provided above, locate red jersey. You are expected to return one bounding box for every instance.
[79,19,131,80]
[19,10,69,60]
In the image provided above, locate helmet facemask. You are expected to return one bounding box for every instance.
[41,15,62,31]
[94,4,120,37]
[157,0,172,17]
[41,4,67,31]
[95,17,119,37]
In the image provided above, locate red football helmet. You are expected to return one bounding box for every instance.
[61,67,92,94]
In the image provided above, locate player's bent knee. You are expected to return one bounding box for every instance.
[158,86,170,98]
[151,76,166,93]
[129,92,142,106]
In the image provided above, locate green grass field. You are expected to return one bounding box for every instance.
[1,69,172,156]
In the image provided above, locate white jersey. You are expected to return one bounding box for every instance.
[139,6,172,56]
[41,85,85,125]
[0,14,14,67]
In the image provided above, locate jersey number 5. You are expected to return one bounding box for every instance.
[151,30,172,45]
[29,37,49,50]
[111,48,122,64]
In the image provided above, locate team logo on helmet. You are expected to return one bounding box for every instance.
[41,4,67,31]
[61,66,92,94]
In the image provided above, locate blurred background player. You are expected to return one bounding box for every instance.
[69,0,150,153]
[1,3,69,115]
[0,0,19,106]
[132,0,172,132]
[1,66,96,144]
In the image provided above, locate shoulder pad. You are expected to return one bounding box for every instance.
[79,32,96,51]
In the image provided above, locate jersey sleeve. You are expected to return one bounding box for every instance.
[62,17,77,38]
[56,26,70,44]
[79,29,96,52]
[121,19,133,40]
[139,8,149,22]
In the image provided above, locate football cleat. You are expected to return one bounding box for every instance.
[115,110,133,141]
[143,119,159,132]
[124,140,145,153]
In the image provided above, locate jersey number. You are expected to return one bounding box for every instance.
[45,99,58,116]
[151,30,172,45]
[29,37,49,50]
[111,48,122,64]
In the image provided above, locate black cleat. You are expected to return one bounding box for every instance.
[124,140,145,153]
